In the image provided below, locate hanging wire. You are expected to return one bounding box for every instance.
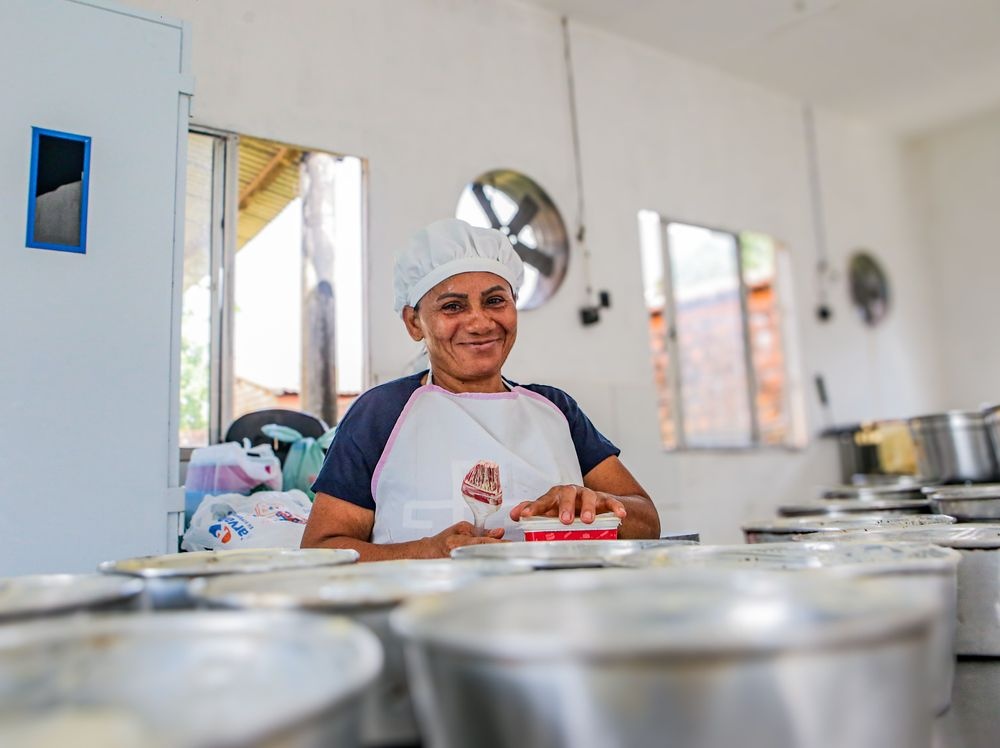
[803,103,832,316]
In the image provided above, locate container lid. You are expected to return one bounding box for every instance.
[742,513,955,535]
[928,484,1000,501]
[834,523,1000,549]
[611,541,961,575]
[518,512,621,531]
[98,548,359,579]
[0,574,144,622]
[189,558,533,609]
[819,484,927,501]
[450,539,694,568]
[391,568,935,657]
[909,411,986,428]
[777,498,930,517]
[0,611,381,747]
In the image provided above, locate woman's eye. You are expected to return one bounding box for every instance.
[486,296,507,306]
[442,302,463,312]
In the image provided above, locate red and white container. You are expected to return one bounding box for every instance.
[521,512,621,541]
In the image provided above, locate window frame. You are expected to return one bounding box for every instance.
[650,214,800,452]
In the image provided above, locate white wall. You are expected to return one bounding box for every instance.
[908,107,1000,410]
[125,0,944,542]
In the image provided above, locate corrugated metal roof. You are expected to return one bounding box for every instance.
[237,135,303,249]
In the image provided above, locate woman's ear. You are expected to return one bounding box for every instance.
[402,306,424,341]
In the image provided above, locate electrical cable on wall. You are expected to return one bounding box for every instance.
[803,103,833,322]
[561,16,607,325]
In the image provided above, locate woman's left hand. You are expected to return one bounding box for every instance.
[509,484,628,525]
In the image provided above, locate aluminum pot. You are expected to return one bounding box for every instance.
[908,411,999,483]
[0,574,143,623]
[742,514,955,544]
[450,539,696,569]
[831,524,1000,656]
[190,558,531,747]
[928,483,1000,521]
[819,483,927,501]
[392,568,935,748]
[98,547,359,608]
[0,610,381,747]
[610,541,960,715]
[777,498,930,518]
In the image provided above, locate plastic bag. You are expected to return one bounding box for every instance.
[181,490,313,552]
[260,424,336,500]
[184,441,282,526]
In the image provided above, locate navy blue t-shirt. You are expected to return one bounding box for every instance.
[311,371,620,511]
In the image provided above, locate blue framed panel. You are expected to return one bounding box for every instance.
[26,127,92,254]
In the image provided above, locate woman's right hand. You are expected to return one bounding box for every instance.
[424,521,504,558]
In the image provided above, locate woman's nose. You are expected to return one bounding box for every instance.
[466,304,496,331]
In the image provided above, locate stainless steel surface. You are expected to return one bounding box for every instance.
[191,558,532,747]
[99,548,359,609]
[0,611,381,748]
[742,514,955,544]
[909,411,999,484]
[0,574,143,622]
[821,483,927,501]
[831,524,1000,656]
[929,484,1000,521]
[932,658,1000,748]
[393,569,935,748]
[777,498,931,518]
[612,541,960,714]
[450,539,695,568]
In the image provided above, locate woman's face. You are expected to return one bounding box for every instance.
[403,271,517,388]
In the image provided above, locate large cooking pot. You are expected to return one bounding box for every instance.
[392,568,935,748]
[777,498,930,518]
[819,483,927,501]
[0,611,381,747]
[450,539,696,569]
[610,541,960,715]
[831,524,1000,656]
[908,411,999,483]
[928,484,1000,522]
[0,574,143,622]
[98,547,359,608]
[190,558,531,747]
[741,514,955,544]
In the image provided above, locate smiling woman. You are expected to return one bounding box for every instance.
[301,219,660,560]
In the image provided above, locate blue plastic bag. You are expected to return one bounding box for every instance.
[260,424,336,500]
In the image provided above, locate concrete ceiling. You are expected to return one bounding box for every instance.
[520,0,1000,135]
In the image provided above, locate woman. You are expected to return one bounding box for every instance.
[301,219,660,559]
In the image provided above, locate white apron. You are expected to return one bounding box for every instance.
[370,374,583,543]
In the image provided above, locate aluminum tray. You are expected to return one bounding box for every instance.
[0,574,143,622]
[450,539,695,569]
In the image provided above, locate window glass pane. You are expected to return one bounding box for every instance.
[667,222,752,448]
[741,231,789,446]
[179,133,214,448]
[637,210,677,449]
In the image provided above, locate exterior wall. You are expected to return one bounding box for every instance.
[125,0,943,541]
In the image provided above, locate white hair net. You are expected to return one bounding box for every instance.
[393,219,524,314]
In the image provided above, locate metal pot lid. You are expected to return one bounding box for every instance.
[0,574,144,622]
[929,484,1000,501]
[0,611,382,746]
[778,498,930,517]
[189,558,533,609]
[390,568,934,657]
[820,484,927,501]
[835,523,1000,549]
[611,541,961,575]
[909,411,987,429]
[742,514,955,535]
[98,548,359,579]
[449,539,695,568]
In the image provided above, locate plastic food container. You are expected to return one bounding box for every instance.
[520,512,621,541]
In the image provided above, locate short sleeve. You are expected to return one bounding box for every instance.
[310,374,421,510]
[521,384,620,476]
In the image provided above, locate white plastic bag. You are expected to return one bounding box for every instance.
[183,441,282,527]
[181,490,312,552]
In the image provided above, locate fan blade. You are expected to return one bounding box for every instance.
[514,245,555,277]
[471,183,502,230]
[507,195,539,236]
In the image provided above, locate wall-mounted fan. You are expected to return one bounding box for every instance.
[848,251,890,327]
[456,169,569,310]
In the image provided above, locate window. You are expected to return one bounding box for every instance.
[179,129,366,449]
[638,212,802,450]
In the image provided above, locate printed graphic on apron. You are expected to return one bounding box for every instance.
[461,460,503,534]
